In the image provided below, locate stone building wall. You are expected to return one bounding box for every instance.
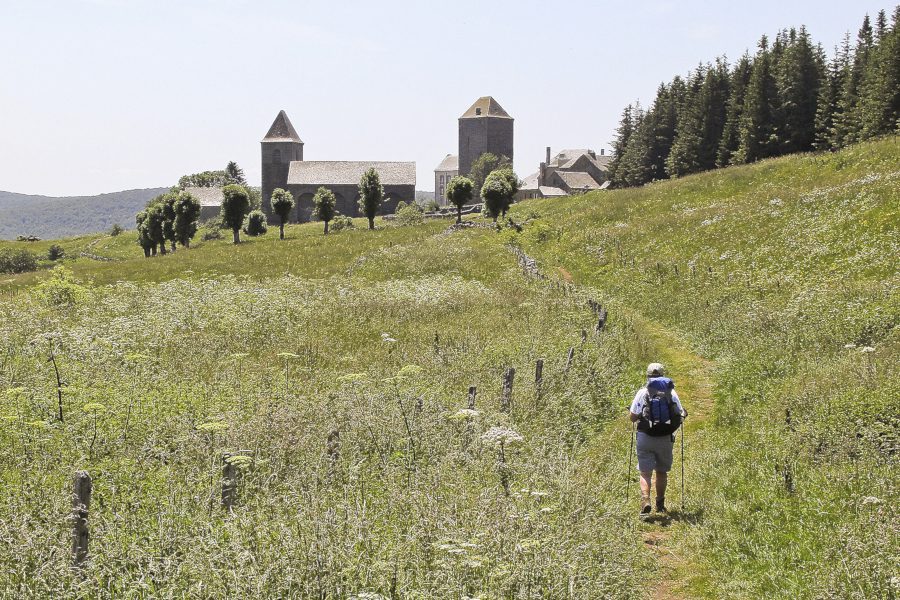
[458,116,514,178]
[287,184,414,222]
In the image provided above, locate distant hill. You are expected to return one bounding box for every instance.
[0,188,167,240]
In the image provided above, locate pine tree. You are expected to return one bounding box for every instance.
[814,44,847,150]
[648,79,684,181]
[776,26,825,154]
[699,57,731,169]
[735,36,780,163]
[718,53,753,166]
[834,15,875,145]
[858,8,900,138]
[616,104,654,187]
[608,104,634,186]
[667,67,705,177]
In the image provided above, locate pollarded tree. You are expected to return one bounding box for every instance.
[446,176,474,223]
[144,201,168,254]
[269,188,295,240]
[468,152,511,199]
[481,171,512,223]
[494,168,519,217]
[313,187,336,234]
[161,192,179,253]
[173,191,201,248]
[221,184,251,244]
[135,210,154,257]
[358,168,383,230]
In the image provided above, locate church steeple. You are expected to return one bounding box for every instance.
[261,110,304,219]
[262,110,303,143]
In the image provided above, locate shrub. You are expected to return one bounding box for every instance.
[395,202,424,226]
[36,265,87,306]
[200,223,223,241]
[330,214,354,232]
[0,248,38,274]
[47,244,65,261]
[109,223,124,236]
[243,210,268,237]
[423,199,440,213]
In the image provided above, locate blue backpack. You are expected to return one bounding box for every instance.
[638,377,682,436]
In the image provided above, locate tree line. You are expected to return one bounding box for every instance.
[608,8,900,187]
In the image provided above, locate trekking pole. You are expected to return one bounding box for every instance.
[625,421,635,503]
[681,425,686,511]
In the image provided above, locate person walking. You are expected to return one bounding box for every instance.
[629,362,687,515]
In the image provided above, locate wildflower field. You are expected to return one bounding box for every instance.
[0,137,897,599]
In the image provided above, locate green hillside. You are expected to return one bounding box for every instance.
[0,188,166,240]
[0,138,896,598]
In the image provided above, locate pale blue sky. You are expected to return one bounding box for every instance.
[0,0,891,196]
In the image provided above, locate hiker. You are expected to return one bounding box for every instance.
[629,362,687,515]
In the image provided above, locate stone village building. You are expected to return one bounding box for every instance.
[261,110,415,221]
[433,97,514,206]
[517,147,612,200]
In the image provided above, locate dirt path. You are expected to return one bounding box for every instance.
[631,319,716,599]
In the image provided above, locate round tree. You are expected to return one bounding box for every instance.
[480,172,512,223]
[494,168,520,217]
[446,176,474,224]
[269,188,295,240]
[221,184,251,244]
[313,187,336,234]
[173,191,201,248]
[358,168,384,230]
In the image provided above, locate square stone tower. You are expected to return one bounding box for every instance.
[261,110,304,215]
[458,97,514,178]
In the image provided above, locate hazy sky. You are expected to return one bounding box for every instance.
[0,0,891,196]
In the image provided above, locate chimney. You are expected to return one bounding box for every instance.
[601,148,605,156]
[545,146,551,165]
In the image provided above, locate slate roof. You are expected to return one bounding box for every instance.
[550,149,592,167]
[184,186,223,207]
[434,154,459,172]
[539,186,567,197]
[460,96,512,119]
[520,172,540,191]
[556,171,602,190]
[262,110,303,143]
[288,161,416,186]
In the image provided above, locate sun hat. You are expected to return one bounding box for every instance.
[646,362,666,377]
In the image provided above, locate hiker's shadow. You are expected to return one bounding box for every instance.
[644,506,705,527]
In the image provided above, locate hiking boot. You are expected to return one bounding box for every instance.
[640,496,652,516]
[656,497,667,514]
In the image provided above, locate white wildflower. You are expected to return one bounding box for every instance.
[481,426,524,446]
[381,333,397,343]
[861,496,882,505]
[860,346,876,353]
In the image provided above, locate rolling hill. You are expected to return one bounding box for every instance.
[0,138,896,598]
[0,187,167,240]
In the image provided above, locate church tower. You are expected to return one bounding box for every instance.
[458,96,514,179]
[261,110,304,217]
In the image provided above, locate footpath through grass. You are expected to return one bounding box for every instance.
[512,137,899,599]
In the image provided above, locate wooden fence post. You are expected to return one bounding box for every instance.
[581,329,587,343]
[467,386,477,410]
[71,470,91,568]
[222,454,237,511]
[565,347,575,372]
[535,359,544,400]
[595,308,608,333]
[500,367,515,413]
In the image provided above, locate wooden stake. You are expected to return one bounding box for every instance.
[467,386,477,410]
[222,454,237,511]
[500,367,515,413]
[71,471,91,568]
[535,359,544,401]
[565,347,575,372]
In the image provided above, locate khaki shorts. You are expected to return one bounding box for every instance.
[636,431,674,472]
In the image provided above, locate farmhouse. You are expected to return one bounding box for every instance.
[518,147,612,200]
[261,111,416,222]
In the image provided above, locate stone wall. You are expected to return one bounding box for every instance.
[287,183,415,222]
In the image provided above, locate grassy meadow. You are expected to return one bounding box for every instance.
[0,137,897,598]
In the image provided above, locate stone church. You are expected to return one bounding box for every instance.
[433,97,514,205]
[261,110,416,222]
